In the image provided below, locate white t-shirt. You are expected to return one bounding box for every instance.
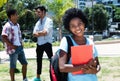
[12,25,21,46]
[33,16,53,45]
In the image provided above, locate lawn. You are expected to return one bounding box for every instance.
[0,57,120,81]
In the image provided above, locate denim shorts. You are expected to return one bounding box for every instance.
[9,46,28,68]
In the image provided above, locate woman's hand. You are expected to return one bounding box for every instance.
[82,59,99,74]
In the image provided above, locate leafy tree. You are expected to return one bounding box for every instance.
[93,4,109,31]
[47,0,75,41]
[114,7,120,22]
[0,10,7,35]
[0,0,75,41]
[84,7,91,30]
[22,0,41,10]
[84,4,109,32]
[113,7,120,30]
[18,9,36,31]
[0,0,7,8]
[0,0,7,34]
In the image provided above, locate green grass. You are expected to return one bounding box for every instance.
[0,41,60,51]
[97,57,120,81]
[0,57,120,81]
[0,58,50,81]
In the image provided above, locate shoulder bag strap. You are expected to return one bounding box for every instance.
[65,36,73,62]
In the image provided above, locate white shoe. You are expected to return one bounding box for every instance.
[23,78,28,81]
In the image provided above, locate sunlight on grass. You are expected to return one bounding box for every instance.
[0,57,120,81]
[97,57,120,81]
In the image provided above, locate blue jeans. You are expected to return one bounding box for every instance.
[9,46,28,68]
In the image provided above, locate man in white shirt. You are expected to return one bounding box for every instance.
[33,5,53,81]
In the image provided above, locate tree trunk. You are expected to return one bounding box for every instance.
[58,24,62,41]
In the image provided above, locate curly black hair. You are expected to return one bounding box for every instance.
[62,8,88,31]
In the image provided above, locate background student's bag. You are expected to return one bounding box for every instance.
[32,37,37,42]
[50,36,73,81]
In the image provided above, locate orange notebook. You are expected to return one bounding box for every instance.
[71,45,93,75]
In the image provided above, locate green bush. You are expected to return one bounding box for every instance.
[52,41,60,46]
[23,42,36,48]
[0,41,60,51]
[0,42,4,51]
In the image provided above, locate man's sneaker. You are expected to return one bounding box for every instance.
[33,77,41,81]
[23,78,28,81]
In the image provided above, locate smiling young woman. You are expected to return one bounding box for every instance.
[58,8,101,81]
